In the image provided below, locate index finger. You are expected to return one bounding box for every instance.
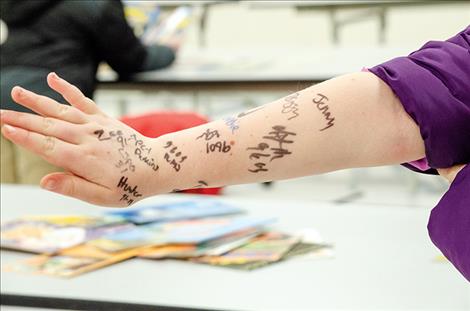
[11,86,87,124]
[47,73,102,115]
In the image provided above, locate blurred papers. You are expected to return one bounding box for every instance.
[139,228,261,259]
[191,232,332,271]
[106,200,242,224]
[2,200,332,277]
[4,245,149,278]
[88,216,273,252]
[0,215,129,254]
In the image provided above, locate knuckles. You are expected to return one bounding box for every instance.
[58,104,70,117]
[42,136,56,154]
[42,117,54,130]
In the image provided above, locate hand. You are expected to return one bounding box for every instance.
[0,73,159,207]
[437,164,467,184]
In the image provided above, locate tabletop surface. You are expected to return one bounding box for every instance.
[97,47,412,84]
[1,184,469,310]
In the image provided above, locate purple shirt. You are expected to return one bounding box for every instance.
[369,26,470,282]
[428,165,470,281]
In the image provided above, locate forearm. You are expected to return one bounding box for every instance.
[0,72,425,206]
[149,72,426,194]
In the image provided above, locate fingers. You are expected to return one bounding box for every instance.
[40,172,115,207]
[11,86,87,124]
[0,110,82,144]
[47,72,102,115]
[1,124,80,169]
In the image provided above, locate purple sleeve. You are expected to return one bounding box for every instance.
[428,165,470,282]
[369,27,470,283]
[369,26,470,169]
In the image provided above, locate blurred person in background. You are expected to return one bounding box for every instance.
[0,0,178,184]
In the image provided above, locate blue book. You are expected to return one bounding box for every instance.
[89,216,276,252]
[144,216,276,244]
[106,200,243,224]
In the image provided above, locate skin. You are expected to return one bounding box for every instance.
[0,72,462,207]
[437,165,466,184]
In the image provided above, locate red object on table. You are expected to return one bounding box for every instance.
[120,111,222,195]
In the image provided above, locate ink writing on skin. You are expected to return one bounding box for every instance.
[93,129,135,173]
[312,93,335,131]
[194,180,208,188]
[93,129,123,141]
[249,162,268,173]
[247,126,296,173]
[206,141,231,153]
[281,92,300,121]
[263,126,296,161]
[134,148,159,171]
[196,129,231,154]
[129,134,159,171]
[196,129,220,141]
[116,148,135,173]
[185,181,211,191]
[247,143,270,161]
[117,176,142,206]
[163,141,187,172]
[115,133,135,173]
[94,129,159,172]
[224,117,240,133]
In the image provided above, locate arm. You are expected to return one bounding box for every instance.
[369,26,470,282]
[369,26,470,170]
[0,71,425,206]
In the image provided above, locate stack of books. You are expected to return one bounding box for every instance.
[1,199,332,277]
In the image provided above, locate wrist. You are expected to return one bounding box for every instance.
[146,134,194,195]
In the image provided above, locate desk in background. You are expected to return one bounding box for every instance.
[1,185,468,310]
[249,0,467,44]
[141,1,467,47]
[97,46,410,115]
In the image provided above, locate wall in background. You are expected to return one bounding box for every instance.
[190,1,470,49]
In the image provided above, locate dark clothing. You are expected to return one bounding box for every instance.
[1,0,175,113]
[370,26,470,282]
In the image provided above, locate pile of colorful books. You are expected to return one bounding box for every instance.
[1,199,332,278]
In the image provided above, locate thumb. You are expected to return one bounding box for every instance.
[40,172,116,207]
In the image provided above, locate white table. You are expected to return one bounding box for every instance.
[98,46,411,85]
[1,185,469,310]
[97,46,411,115]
